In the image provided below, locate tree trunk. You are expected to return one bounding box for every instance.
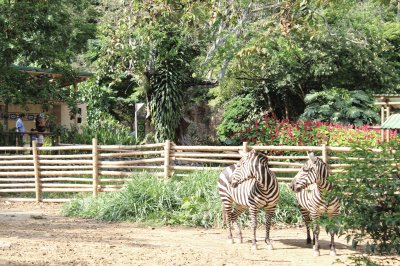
[3,103,9,131]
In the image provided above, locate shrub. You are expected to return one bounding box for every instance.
[220,113,394,151]
[60,113,137,145]
[301,88,379,126]
[63,171,302,228]
[331,141,400,255]
[217,95,261,144]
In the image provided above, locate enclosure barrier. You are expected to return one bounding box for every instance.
[0,139,381,202]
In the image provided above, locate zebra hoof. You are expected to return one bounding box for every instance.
[313,250,320,257]
[251,244,257,251]
[227,239,234,244]
[266,244,273,250]
[330,250,337,256]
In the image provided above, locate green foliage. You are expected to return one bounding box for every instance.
[0,0,97,129]
[301,88,380,126]
[331,141,400,254]
[149,55,184,141]
[91,1,205,142]
[213,0,400,119]
[63,171,302,228]
[218,112,385,149]
[217,94,261,144]
[63,171,223,228]
[60,115,137,145]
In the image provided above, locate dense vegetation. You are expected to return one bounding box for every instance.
[218,112,389,148]
[331,141,400,255]
[1,0,399,260]
[0,0,97,130]
[1,0,399,143]
[63,171,302,227]
[87,0,400,143]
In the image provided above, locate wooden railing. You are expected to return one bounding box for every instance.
[0,139,379,202]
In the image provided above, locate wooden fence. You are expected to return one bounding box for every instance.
[0,139,378,202]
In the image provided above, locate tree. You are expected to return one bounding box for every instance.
[91,0,214,142]
[81,0,400,143]
[212,0,400,120]
[0,0,97,129]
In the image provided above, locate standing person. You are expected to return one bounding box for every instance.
[35,113,47,147]
[16,113,25,146]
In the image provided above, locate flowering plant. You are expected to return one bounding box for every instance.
[224,113,396,153]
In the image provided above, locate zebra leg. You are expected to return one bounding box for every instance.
[264,207,275,250]
[312,223,320,257]
[330,232,336,256]
[328,210,339,256]
[300,207,312,245]
[222,201,235,244]
[249,207,258,250]
[231,206,245,244]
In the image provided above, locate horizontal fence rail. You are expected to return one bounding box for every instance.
[0,139,376,202]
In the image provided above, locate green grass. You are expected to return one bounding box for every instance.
[62,170,303,228]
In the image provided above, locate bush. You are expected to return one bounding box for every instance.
[63,171,302,228]
[219,113,393,151]
[217,95,261,144]
[331,141,400,255]
[301,88,379,126]
[60,114,137,145]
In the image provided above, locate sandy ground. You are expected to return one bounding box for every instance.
[0,201,398,266]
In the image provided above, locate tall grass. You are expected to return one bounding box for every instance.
[63,170,302,228]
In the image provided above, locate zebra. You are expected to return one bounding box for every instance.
[290,152,340,256]
[218,149,280,250]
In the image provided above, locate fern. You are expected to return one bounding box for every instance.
[301,87,379,125]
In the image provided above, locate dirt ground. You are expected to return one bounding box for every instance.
[0,201,397,266]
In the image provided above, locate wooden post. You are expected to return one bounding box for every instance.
[381,106,385,142]
[322,144,328,163]
[164,140,170,178]
[386,106,391,141]
[242,142,248,152]
[92,138,99,197]
[32,140,41,202]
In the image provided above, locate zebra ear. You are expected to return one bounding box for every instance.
[239,150,248,156]
[308,152,317,162]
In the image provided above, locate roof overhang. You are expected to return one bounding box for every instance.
[12,65,93,87]
[374,94,400,107]
[381,113,400,129]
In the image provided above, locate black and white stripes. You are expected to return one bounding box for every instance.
[290,152,340,256]
[218,149,280,250]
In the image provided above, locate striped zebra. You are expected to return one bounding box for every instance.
[290,152,340,256]
[218,149,280,250]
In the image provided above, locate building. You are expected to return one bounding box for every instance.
[0,66,91,138]
[374,94,400,141]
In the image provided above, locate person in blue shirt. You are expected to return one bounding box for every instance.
[16,113,25,146]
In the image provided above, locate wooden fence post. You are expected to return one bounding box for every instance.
[386,106,390,141]
[32,140,41,202]
[242,142,248,153]
[92,138,99,197]
[164,140,170,178]
[322,144,328,163]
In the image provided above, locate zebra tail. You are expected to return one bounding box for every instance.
[221,202,227,224]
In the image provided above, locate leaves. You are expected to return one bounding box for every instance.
[331,141,400,254]
[301,88,380,126]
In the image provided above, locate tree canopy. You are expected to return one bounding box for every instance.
[1,0,399,142]
[85,0,399,142]
[0,0,97,129]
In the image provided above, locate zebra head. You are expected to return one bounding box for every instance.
[290,152,329,192]
[230,149,269,188]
